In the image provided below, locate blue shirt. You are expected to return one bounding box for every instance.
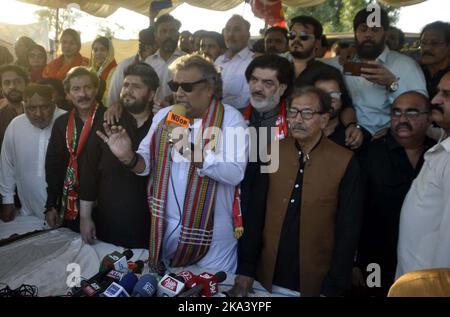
[324,46,427,135]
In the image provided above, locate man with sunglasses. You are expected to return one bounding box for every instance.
[229,86,364,297]
[99,54,248,273]
[324,8,427,139]
[355,91,434,296]
[419,21,450,99]
[396,71,450,280]
[288,16,364,152]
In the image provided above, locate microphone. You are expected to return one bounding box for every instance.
[127,260,144,274]
[118,272,139,295]
[99,249,133,273]
[70,249,134,297]
[177,271,227,297]
[131,274,158,297]
[166,104,189,145]
[157,273,186,297]
[101,282,130,297]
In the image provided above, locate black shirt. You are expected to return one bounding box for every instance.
[45,105,106,232]
[356,132,435,294]
[421,64,450,99]
[294,59,342,87]
[272,142,305,291]
[78,111,152,249]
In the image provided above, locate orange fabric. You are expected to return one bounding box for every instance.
[388,268,450,297]
[43,53,89,80]
[99,60,117,81]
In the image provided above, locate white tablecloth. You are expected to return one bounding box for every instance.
[0,228,298,297]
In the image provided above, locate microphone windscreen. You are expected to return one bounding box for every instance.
[123,249,133,260]
[132,274,158,297]
[215,271,227,283]
[171,104,187,116]
[119,272,139,294]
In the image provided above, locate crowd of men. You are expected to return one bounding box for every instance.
[0,6,450,297]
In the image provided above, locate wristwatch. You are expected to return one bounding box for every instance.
[388,78,399,92]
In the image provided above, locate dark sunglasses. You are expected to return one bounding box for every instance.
[287,31,315,41]
[168,78,207,92]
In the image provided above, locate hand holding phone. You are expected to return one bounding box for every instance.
[343,62,377,76]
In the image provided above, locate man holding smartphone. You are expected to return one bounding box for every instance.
[325,8,427,139]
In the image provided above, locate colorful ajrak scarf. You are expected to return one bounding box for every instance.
[147,98,225,270]
[61,103,98,220]
[242,98,288,141]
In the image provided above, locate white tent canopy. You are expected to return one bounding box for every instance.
[18,0,428,18]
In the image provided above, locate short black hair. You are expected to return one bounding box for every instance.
[123,62,160,92]
[0,46,14,66]
[421,21,450,44]
[287,86,332,113]
[251,38,265,54]
[289,16,323,39]
[0,64,29,85]
[265,26,288,39]
[201,31,226,50]
[63,66,99,93]
[245,54,294,96]
[353,7,389,31]
[37,77,65,98]
[155,14,181,33]
[139,27,156,45]
[388,27,405,47]
[308,67,352,108]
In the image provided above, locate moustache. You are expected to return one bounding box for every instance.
[289,123,306,131]
[395,123,413,132]
[422,51,434,57]
[76,97,91,104]
[291,41,303,48]
[361,40,375,46]
[251,91,265,98]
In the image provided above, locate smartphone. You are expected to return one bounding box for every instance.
[343,62,377,76]
[150,0,173,12]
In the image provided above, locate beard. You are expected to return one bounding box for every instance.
[4,89,23,103]
[121,97,149,114]
[161,38,178,53]
[356,38,385,60]
[250,91,281,113]
[290,46,315,60]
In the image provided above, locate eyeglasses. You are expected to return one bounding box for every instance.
[329,91,342,100]
[168,78,207,92]
[391,108,429,119]
[287,31,315,41]
[419,40,447,48]
[287,107,327,120]
[356,24,383,34]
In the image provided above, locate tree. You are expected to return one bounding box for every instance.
[284,0,399,33]
[97,22,125,39]
[35,7,82,46]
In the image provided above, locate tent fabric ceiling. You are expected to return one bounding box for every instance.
[19,0,427,18]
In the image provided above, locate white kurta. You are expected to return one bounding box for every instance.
[396,136,450,279]
[0,108,66,219]
[215,47,253,110]
[137,104,248,273]
[145,49,186,103]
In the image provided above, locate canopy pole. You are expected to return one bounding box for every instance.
[54,8,60,56]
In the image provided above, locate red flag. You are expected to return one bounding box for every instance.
[250,0,286,27]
